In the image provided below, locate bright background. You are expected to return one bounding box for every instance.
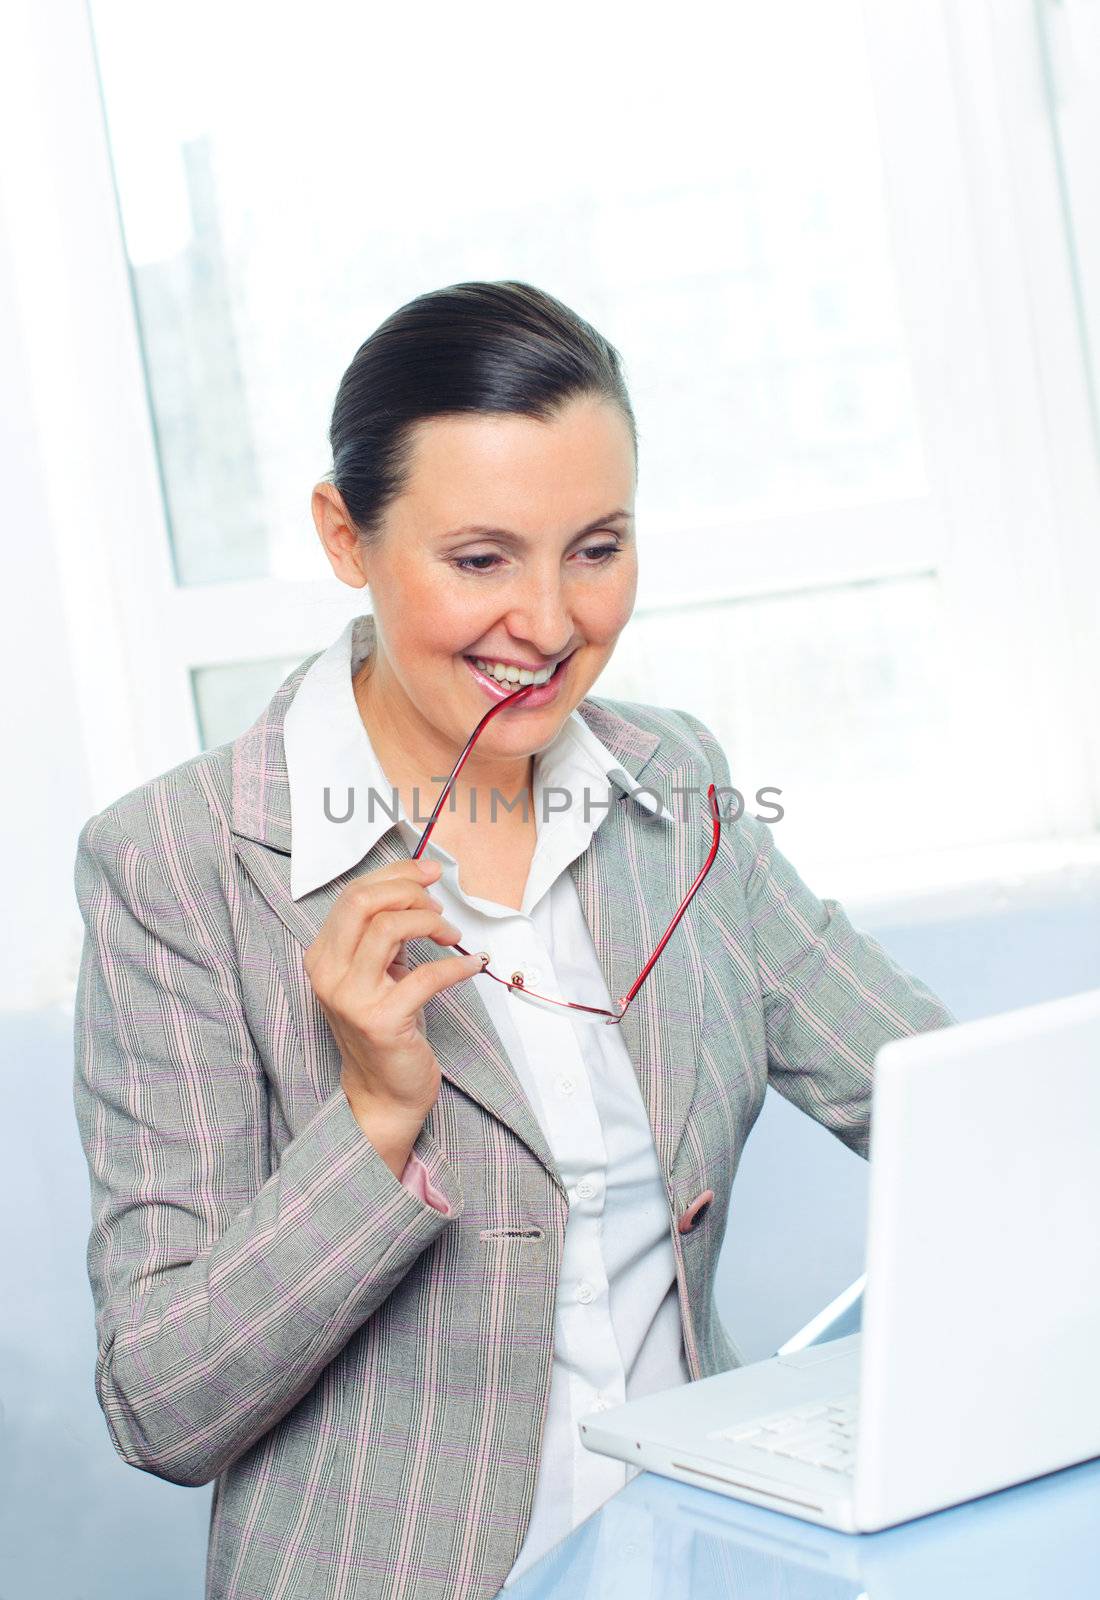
[1,0,1099,1593]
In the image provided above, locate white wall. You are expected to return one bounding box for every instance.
[0,201,96,1014]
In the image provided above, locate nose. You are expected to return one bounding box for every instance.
[503,568,575,660]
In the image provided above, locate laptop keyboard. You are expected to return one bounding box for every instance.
[708,1393,859,1475]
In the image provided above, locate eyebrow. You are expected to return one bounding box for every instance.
[440,509,634,546]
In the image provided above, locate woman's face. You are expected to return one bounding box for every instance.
[315,395,638,761]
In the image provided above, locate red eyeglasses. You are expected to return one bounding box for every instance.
[410,680,722,1025]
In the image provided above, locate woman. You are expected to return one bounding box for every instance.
[72,280,954,1600]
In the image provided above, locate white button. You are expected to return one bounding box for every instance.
[556,1075,576,1097]
[576,1281,595,1305]
[575,1177,598,1200]
[526,966,544,985]
[591,1395,612,1413]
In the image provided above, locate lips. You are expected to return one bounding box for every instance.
[467,653,566,680]
[463,652,572,707]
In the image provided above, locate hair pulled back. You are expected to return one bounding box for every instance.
[325,280,637,545]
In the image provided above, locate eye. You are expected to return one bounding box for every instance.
[453,553,502,573]
[452,541,623,575]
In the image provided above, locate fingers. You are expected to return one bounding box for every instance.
[355,907,463,986]
[305,861,443,978]
[387,949,488,1016]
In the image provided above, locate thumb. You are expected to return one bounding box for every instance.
[396,949,487,1014]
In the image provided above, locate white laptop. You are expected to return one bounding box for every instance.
[580,987,1100,1533]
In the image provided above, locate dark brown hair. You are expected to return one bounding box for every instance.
[325,280,637,546]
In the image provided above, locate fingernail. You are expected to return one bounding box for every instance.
[427,895,444,910]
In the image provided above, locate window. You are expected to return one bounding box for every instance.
[10,0,1098,909]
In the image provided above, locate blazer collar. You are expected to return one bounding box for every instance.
[228,613,704,1188]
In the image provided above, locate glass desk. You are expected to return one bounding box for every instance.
[504,1456,1100,1599]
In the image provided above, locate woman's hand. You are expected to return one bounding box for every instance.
[303,857,483,1176]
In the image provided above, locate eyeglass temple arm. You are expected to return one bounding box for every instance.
[615,783,723,1015]
[408,702,721,1025]
[409,682,536,860]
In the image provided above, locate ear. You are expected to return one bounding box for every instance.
[311,482,369,589]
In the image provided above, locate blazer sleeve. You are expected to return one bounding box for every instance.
[400,1152,451,1212]
[72,802,462,1489]
[676,709,956,1159]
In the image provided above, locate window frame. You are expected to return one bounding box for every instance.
[2,0,1096,919]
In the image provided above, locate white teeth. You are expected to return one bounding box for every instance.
[472,657,555,686]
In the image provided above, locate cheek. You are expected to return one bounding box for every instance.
[584,565,637,644]
[393,578,494,658]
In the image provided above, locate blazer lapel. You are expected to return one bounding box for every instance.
[567,711,705,1183]
[227,654,704,1189]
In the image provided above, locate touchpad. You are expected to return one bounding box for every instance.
[776,1339,856,1370]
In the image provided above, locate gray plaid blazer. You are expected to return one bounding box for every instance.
[72,634,954,1599]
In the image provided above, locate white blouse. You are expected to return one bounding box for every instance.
[283,617,691,1584]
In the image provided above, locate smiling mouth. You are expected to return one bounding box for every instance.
[462,651,574,687]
